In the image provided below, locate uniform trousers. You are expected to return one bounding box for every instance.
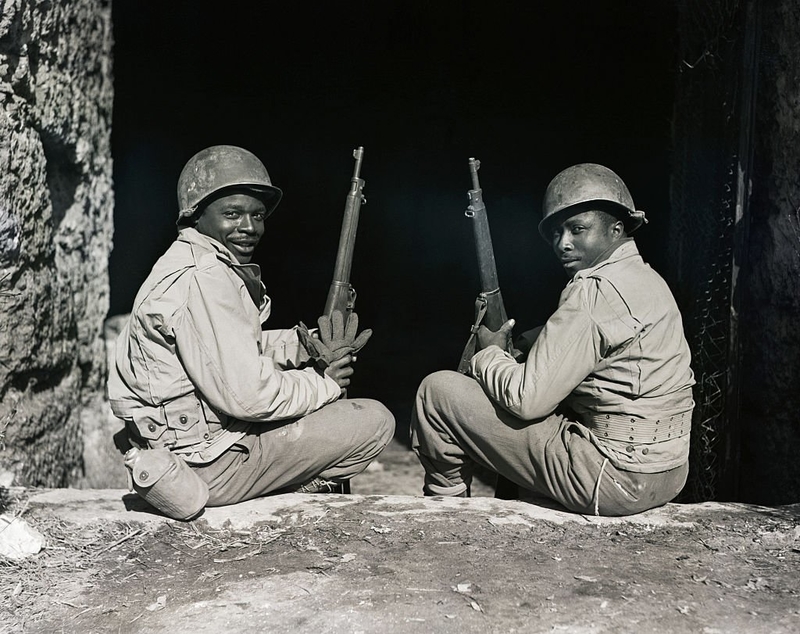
[193,398,394,506]
[410,371,687,516]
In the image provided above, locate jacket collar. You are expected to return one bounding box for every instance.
[178,227,241,265]
[572,238,639,281]
[177,227,265,306]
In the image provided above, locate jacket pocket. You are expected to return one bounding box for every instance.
[131,411,167,443]
[163,394,210,448]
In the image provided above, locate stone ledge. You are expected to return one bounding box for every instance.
[24,487,796,531]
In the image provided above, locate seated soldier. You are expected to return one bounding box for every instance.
[109,145,394,520]
[411,163,694,516]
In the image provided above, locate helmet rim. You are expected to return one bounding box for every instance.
[177,145,283,224]
[539,163,645,239]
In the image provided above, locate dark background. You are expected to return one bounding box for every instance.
[110,1,679,437]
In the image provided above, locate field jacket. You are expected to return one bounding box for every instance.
[108,228,342,464]
[471,240,695,473]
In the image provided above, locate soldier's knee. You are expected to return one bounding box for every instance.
[417,370,468,409]
[349,398,395,444]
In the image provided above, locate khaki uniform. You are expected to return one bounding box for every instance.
[109,228,393,504]
[412,240,694,515]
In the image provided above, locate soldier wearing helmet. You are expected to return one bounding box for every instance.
[108,145,394,520]
[411,164,695,516]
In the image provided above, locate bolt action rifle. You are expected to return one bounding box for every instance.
[457,157,520,500]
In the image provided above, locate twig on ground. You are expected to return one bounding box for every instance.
[93,527,146,557]
[54,600,87,609]
[213,545,262,563]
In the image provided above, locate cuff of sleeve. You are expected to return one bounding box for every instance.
[470,345,513,377]
[319,370,344,403]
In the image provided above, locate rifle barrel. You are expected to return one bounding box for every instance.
[330,148,365,284]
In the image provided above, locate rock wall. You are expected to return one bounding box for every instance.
[0,0,115,487]
[738,0,800,504]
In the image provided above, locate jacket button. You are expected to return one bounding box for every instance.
[642,447,649,455]
[147,423,156,432]
[626,445,634,453]
[140,470,149,481]
[203,433,210,440]
[179,415,188,425]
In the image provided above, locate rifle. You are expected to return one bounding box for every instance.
[324,146,366,319]
[457,158,510,374]
[457,157,519,500]
[322,146,366,496]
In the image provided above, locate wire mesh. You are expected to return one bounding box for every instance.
[670,1,744,502]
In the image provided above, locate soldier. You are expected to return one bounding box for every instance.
[411,164,694,516]
[109,145,394,520]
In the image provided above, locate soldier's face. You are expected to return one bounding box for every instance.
[550,210,624,276]
[195,192,267,263]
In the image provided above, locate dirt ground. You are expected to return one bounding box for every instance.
[1,441,799,633]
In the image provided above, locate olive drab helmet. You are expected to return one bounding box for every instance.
[176,145,283,225]
[539,163,647,240]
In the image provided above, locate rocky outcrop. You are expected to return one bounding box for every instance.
[739,0,800,504]
[0,0,114,486]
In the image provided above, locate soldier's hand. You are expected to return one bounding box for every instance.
[476,318,516,352]
[324,354,354,390]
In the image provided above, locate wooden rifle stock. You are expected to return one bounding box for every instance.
[324,146,366,319]
[457,158,509,374]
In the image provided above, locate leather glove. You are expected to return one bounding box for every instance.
[297,310,373,368]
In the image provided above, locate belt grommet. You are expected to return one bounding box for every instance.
[626,445,634,453]
[642,448,649,455]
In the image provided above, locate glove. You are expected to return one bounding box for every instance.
[319,310,372,355]
[297,310,373,368]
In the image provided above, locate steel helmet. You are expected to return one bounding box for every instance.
[176,145,283,224]
[539,163,647,239]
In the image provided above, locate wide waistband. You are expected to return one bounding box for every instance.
[585,410,692,444]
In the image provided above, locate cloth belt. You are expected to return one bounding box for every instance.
[586,410,691,444]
